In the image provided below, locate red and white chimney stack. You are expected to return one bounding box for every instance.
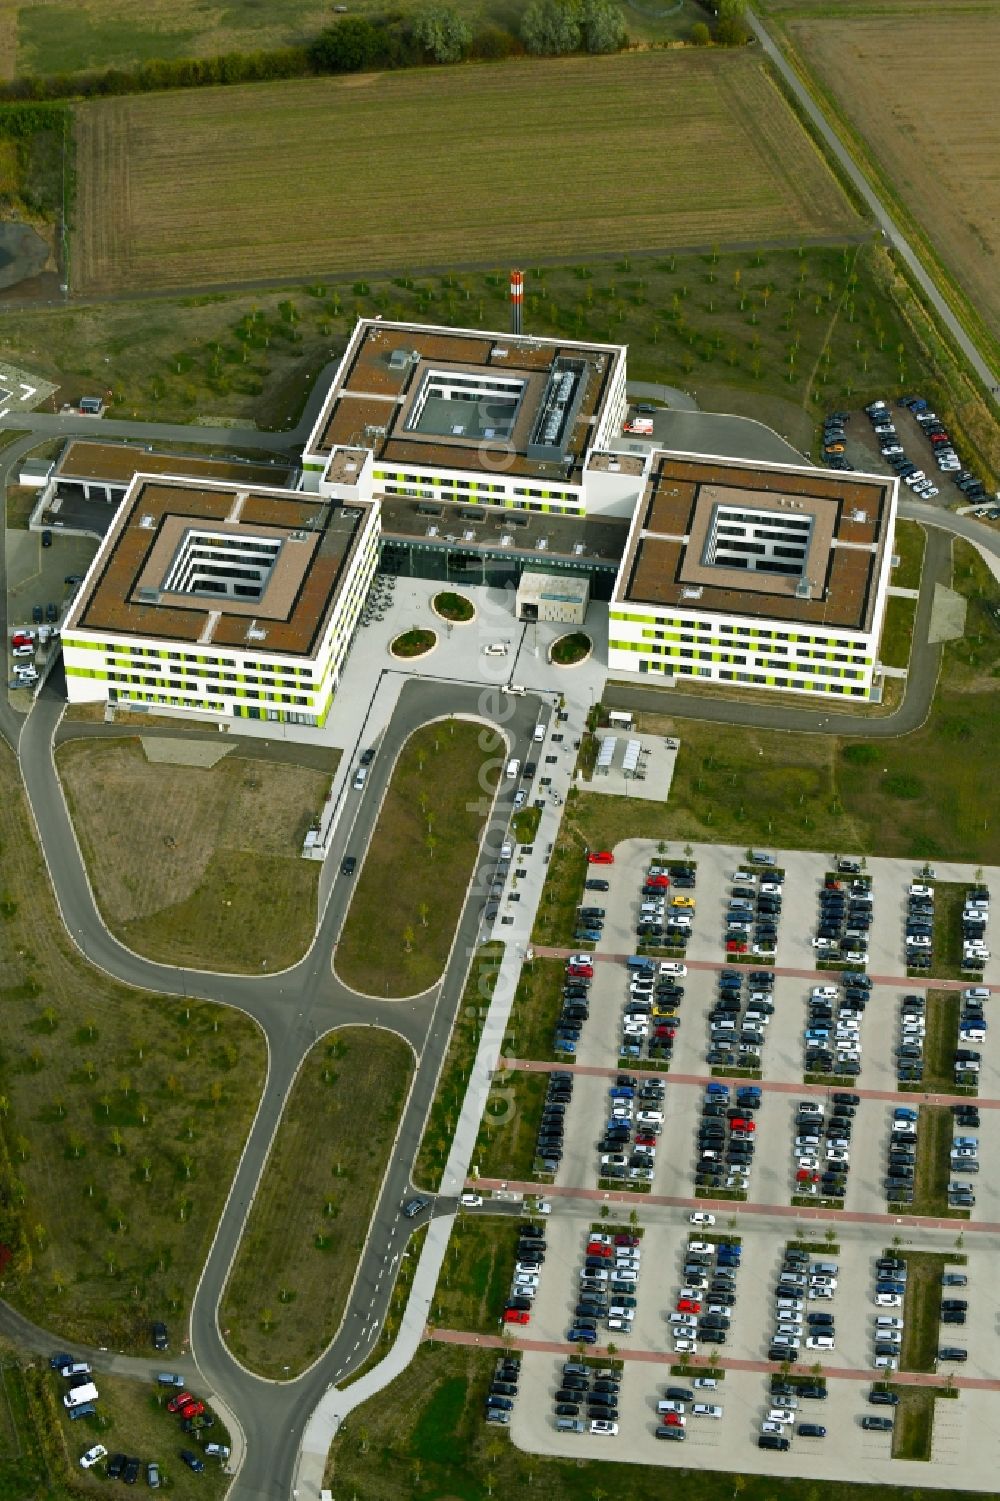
[510,268,524,336]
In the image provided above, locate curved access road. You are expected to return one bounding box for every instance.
[748,7,999,403]
[10,658,542,1501]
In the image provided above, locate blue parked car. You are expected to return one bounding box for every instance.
[567,1327,598,1344]
[705,1083,730,1097]
[609,1087,635,1099]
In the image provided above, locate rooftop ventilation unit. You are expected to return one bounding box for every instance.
[537,537,549,550]
[246,620,267,642]
[500,533,513,548]
[681,586,703,600]
[850,508,869,523]
[288,530,310,542]
[137,587,159,603]
[364,424,387,440]
[139,514,156,529]
[795,577,814,600]
[572,542,586,556]
[426,525,439,538]
[462,529,476,542]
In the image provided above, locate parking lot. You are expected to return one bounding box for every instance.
[498,839,1000,1483]
[508,1210,1000,1485]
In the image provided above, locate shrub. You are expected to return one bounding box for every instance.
[841,743,878,766]
[690,21,711,44]
[472,24,523,57]
[308,18,392,72]
[714,14,750,44]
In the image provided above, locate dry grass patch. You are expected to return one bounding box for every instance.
[336,719,497,997]
[0,742,265,1346]
[221,1028,413,1378]
[56,737,330,972]
[71,51,858,294]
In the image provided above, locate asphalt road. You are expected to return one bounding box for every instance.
[748,7,999,403]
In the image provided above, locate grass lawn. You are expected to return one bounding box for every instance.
[433,591,474,622]
[72,55,856,295]
[531,827,590,947]
[911,991,961,1093]
[4,483,35,529]
[505,958,566,1061]
[430,1215,521,1333]
[880,595,916,670]
[325,1340,992,1501]
[890,1384,945,1461]
[57,1369,230,1497]
[898,1249,949,1374]
[413,944,502,1192]
[931,882,975,980]
[337,720,497,996]
[56,737,330,973]
[0,742,265,1348]
[473,1069,549,1182]
[901,1105,956,1218]
[891,519,926,592]
[220,1028,412,1378]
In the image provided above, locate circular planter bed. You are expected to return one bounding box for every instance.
[390,628,437,660]
[548,631,592,668]
[432,591,476,624]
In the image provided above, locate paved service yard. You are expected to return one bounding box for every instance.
[504,839,1000,1485]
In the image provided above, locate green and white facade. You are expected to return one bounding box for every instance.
[62,476,380,728]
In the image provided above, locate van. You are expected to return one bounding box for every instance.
[750,851,776,866]
[500,838,514,861]
[64,1383,99,1408]
[352,766,368,790]
[483,643,508,657]
[556,1418,585,1433]
[61,1363,92,1380]
[533,722,546,742]
[811,1261,839,1276]
[204,1444,231,1460]
[505,758,520,779]
[506,684,526,697]
[627,956,655,974]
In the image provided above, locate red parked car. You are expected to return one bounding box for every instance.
[167,1391,193,1414]
[567,964,593,979]
[586,1244,613,1258]
[178,1400,205,1421]
[504,1308,530,1325]
[676,1298,701,1314]
[587,851,614,865]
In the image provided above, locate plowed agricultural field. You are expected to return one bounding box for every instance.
[71,51,858,295]
[783,8,1000,343]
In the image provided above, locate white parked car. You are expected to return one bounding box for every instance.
[688,1211,715,1227]
[80,1445,108,1470]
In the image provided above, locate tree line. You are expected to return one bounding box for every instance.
[0,0,750,105]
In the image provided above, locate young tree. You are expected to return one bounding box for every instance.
[581,0,626,52]
[520,0,581,55]
[411,6,472,61]
[691,20,711,44]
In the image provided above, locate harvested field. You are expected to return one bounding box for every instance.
[56,737,331,972]
[780,5,1000,345]
[71,52,859,294]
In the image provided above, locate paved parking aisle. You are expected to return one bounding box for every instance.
[653,1083,701,1200]
[554,1072,605,1194]
[846,1097,893,1214]
[572,962,622,1068]
[772,849,823,971]
[869,862,906,975]
[768,975,807,1084]
[752,1091,796,1208]
[861,986,904,1093]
